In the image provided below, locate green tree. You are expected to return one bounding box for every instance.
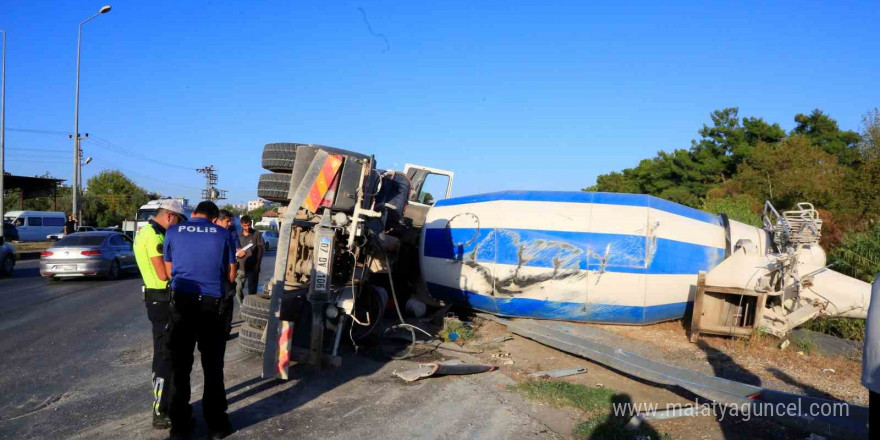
[247,206,270,220]
[732,135,846,210]
[590,108,785,208]
[82,170,150,227]
[859,108,880,155]
[792,109,861,166]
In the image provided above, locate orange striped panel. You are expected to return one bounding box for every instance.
[277,320,293,379]
[303,154,343,213]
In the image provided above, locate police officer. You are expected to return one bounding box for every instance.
[164,201,236,439]
[133,199,184,429]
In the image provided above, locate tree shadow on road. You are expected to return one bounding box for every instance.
[696,339,762,386]
[765,367,836,400]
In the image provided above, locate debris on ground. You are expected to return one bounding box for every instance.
[440,315,477,341]
[393,359,497,382]
[474,335,514,347]
[779,339,791,350]
[528,367,588,379]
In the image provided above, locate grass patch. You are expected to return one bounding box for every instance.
[440,318,477,341]
[800,317,866,342]
[791,334,817,355]
[511,380,616,412]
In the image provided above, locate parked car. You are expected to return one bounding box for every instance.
[0,235,15,277]
[2,221,19,242]
[261,229,278,251]
[47,226,97,241]
[40,232,137,280]
[3,211,66,241]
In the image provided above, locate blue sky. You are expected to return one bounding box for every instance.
[1,0,878,205]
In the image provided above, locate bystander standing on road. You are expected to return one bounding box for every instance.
[163,201,236,439]
[863,272,880,438]
[64,214,77,235]
[215,210,244,336]
[235,215,264,301]
[132,199,185,429]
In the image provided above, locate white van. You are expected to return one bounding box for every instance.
[3,211,66,242]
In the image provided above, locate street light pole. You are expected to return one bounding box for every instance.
[0,29,6,241]
[72,5,111,223]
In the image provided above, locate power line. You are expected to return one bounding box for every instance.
[6,129,198,171]
[5,147,69,153]
[6,159,70,164]
[7,127,69,136]
[84,136,194,171]
[88,156,203,192]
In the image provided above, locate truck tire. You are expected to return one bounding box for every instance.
[262,143,304,173]
[238,322,266,355]
[257,173,291,203]
[240,294,270,330]
[0,256,14,277]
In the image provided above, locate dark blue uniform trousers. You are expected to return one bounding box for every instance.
[169,293,229,428]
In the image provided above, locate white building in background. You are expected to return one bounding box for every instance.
[254,210,279,230]
[232,203,247,211]
[247,199,267,212]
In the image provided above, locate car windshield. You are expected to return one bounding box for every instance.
[56,235,106,247]
[137,209,157,221]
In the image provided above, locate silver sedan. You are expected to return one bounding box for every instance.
[40,232,138,280]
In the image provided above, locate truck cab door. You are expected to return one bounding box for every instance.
[405,164,454,203]
[403,165,454,228]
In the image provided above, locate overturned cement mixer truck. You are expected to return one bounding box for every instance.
[238,143,871,378]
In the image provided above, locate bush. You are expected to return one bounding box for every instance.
[702,194,763,227]
[828,224,880,282]
[800,317,866,342]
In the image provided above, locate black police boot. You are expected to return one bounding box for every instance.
[207,415,233,439]
[168,417,195,439]
[152,412,172,429]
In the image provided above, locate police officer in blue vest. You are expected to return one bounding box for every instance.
[163,201,236,439]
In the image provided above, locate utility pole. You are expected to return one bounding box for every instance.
[196,165,227,202]
[72,5,111,223]
[0,29,6,240]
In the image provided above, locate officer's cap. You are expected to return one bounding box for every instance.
[158,199,185,216]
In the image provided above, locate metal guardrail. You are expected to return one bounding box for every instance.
[482,314,868,439]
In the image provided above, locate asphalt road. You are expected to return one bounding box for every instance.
[0,254,560,440]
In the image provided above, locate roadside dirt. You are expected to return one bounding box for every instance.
[458,317,860,440]
[596,320,865,405]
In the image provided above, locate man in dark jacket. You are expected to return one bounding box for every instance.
[235,215,264,300]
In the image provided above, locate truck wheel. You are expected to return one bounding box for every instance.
[238,322,266,355]
[262,143,305,173]
[240,294,271,329]
[257,173,291,203]
[0,256,14,277]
